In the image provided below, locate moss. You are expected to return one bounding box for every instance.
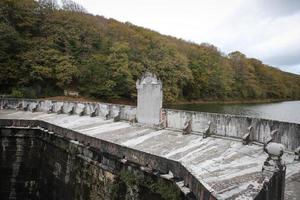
[120,170,142,186]
[117,169,182,200]
[149,179,182,200]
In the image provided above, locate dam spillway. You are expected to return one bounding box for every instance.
[0,74,300,200]
[0,98,300,200]
[1,125,188,200]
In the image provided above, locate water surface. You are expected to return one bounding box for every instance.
[167,101,300,124]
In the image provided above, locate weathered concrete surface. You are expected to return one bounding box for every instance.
[1,98,299,152]
[0,98,136,121]
[165,109,300,151]
[1,109,299,199]
[285,165,300,200]
[0,127,189,200]
[285,177,300,200]
[136,73,163,125]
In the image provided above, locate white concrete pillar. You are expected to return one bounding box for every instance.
[136,72,163,125]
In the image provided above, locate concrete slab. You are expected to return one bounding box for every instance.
[1,109,299,199]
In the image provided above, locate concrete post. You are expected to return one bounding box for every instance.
[262,142,286,200]
[136,72,163,125]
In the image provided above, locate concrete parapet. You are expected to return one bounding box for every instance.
[1,98,299,151]
[0,98,136,121]
[0,118,284,200]
[0,126,192,200]
[165,109,300,151]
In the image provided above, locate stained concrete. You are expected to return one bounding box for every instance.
[136,72,163,125]
[1,109,299,199]
[0,127,188,200]
[1,98,299,151]
[166,109,300,151]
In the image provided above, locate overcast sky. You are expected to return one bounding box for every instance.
[73,0,300,74]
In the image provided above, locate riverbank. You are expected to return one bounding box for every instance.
[3,96,300,123]
[38,96,136,106]
[28,96,300,106]
[168,98,298,105]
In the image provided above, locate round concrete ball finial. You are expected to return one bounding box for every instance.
[265,142,285,157]
[263,142,286,173]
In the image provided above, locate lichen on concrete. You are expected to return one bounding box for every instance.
[0,127,187,200]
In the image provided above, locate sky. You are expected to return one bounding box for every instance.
[72,0,300,74]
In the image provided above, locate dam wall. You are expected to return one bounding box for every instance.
[0,119,205,199]
[0,119,281,200]
[0,98,136,121]
[1,98,299,151]
[0,125,191,200]
[165,109,300,151]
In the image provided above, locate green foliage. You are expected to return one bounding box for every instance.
[119,169,140,187]
[10,87,37,98]
[11,88,25,98]
[1,0,300,102]
[148,179,182,200]
[118,169,181,200]
[55,59,79,88]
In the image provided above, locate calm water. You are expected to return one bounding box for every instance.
[167,101,300,124]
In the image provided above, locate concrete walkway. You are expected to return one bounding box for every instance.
[1,109,299,199]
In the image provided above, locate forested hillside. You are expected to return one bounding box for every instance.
[1,0,300,103]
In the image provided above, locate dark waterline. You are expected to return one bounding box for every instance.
[167,100,300,124]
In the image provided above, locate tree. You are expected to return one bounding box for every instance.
[107,42,135,98]
[55,59,79,89]
[61,0,87,13]
[38,0,59,11]
[0,0,300,101]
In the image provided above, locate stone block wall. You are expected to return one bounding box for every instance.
[0,119,284,200]
[0,126,192,200]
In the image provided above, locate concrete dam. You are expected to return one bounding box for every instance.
[0,73,300,200]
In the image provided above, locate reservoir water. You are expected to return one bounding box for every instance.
[167,100,300,124]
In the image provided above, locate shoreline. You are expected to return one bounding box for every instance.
[38,96,137,106]
[10,96,299,106]
[168,98,299,105]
